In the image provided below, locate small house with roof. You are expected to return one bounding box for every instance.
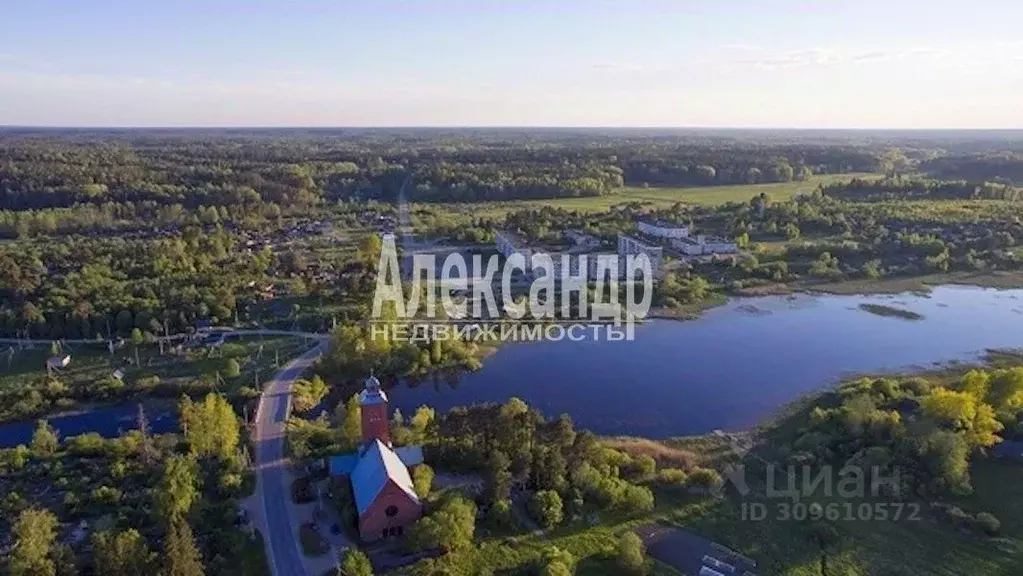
[327,376,424,541]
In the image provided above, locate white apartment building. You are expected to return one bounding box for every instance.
[672,235,738,256]
[638,220,690,239]
[617,234,663,278]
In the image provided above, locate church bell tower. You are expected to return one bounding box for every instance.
[359,375,390,446]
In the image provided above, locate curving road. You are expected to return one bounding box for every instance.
[252,338,329,576]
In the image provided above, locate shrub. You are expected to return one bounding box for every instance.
[292,477,316,504]
[413,464,434,498]
[616,532,646,575]
[687,467,722,492]
[409,494,477,552]
[298,523,328,557]
[655,468,687,487]
[67,433,106,457]
[540,546,575,576]
[974,512,1001,536]
[616,485,654,514]
[486,499,515,530]
[528,490,564,528]
[338,547,373,576]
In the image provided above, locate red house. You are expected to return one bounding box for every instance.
[329,376,423,542]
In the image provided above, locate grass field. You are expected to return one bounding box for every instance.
[425,173,878,219]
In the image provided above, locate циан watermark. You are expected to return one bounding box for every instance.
[370,234,654,342]
[713,432,920,524]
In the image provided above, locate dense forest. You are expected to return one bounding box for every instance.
[922,152,1023,184]
[0,130,892,217]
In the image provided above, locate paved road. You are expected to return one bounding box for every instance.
[253,340,328,576]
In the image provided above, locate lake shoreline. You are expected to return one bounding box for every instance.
[649,347,1023,460]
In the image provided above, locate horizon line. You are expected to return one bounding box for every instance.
[3,125,1023,132]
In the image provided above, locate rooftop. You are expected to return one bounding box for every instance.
[350,439,420,515]
[639,219,688,229]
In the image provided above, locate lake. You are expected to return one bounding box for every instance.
[389,285,1023,438]
[1,284,1021,447]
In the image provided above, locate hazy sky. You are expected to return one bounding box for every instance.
[2,0,1022,128]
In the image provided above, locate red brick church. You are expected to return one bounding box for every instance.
[328,376,424,541]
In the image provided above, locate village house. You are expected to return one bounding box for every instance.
[327,376,424,542]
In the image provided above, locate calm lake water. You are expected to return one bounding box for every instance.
[1,285,1021,447]
[389,285,1023,438]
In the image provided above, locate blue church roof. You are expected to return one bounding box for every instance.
[350,439,420,516]
[328,453,359,476]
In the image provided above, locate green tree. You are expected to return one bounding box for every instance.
[10,508,58,576]
[156,454,200,521]
[224,358,241,378]
[540,546,576,576]
[92,529,155,576]
[483,450,512,505]
[413,464,434,498]
[409,495,477,552]
[337,548,373,576]
[293,375,330,413]
[616,532,646,575]
[161,518,203,576]
[528,490,564,528]
[31,419,59,457]
[341,394,362,447]
[785,223,801,240]
[179,394,240,458]
[130,327,144,347]
[409,405,435,442]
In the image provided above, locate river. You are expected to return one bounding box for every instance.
[1,285,1021,447]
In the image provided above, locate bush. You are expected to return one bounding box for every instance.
[338,547,373,576]
[298,523,328,557]
[409,494,477,552]
[540,546,576,576]
[687,467,723,492]
[616,485,654,514]
[486,499,516,530]
[528,490,564,528]
[67,433,106,457]
[974,512,1001,536]
[292,477,316,504]
[655,468,687,487]
[224,359,241,378]
[624,454,656,480]
[413,464,434,498]
[616,532,646,575]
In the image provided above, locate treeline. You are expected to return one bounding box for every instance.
[1,133,889,212]
[922,152,1023,185]
[822,178,1022,202]
[402,162,625,202]
[619,143,880,187]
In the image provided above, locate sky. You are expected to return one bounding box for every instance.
[2,0,1022,128]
